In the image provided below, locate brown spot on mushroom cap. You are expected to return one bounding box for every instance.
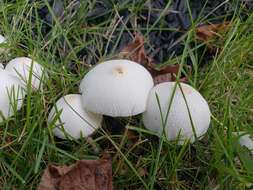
[113,65,127,76]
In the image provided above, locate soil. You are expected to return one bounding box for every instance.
[36,0,252,65]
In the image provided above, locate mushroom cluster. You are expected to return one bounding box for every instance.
[0,57,45,119]
[0,34,211,143]
[48,59,154,139]
[0,34,46,122]
[49,59,211,144]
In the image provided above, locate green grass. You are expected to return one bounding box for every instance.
[0,0,253,189]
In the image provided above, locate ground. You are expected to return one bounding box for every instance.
[0,1,253,189]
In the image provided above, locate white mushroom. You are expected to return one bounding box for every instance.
[0,34,6,43]
[80,59,154,117]
[143,82,211,144]
[233,132,253,152]
[0,69,25,122]
[48,94,103,140]
[5,57,45,91]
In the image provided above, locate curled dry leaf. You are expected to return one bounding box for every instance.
[153,73,173,84]
[196,22,231,45]
[117,34,190,84]
[38,155,112,190]
[118,34,148,65]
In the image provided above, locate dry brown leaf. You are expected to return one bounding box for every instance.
[38,155,112,190]
[196,22,231,42]
[153,73,173,85]
[117,34,190,84]
[118,34,148,65]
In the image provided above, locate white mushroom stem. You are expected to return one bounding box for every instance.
[48,94,103,140]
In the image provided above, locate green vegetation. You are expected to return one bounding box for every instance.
[0,1,252,189]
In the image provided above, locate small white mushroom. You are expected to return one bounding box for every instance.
[5,57,45,91]
[143,82,211,144]
[48,94,103,139]
[233,132,253,152]
[80,59,154,117]
[0,69,25,122]
[0,34,6,43]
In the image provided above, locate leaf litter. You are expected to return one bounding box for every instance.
[196,22,231,49]
[117,33,191,84]
[38,154,112,190]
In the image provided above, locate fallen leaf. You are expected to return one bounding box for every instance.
[38,154,113,190]
[117,33,191,84]
[196,22,231,43]
[118,34,148,65]
[153,73,173,84]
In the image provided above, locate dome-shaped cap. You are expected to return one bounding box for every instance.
[0,70,25,122]
[0,34,5,43]
[48,94,103,139]
[5,57,45,91]
[80,59,154,117]
[143,82,211,144]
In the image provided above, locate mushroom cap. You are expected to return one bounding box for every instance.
[0,34,5,43]
[233,132,253,152]
[80,59,154,117]
[0,69,25,122]
[5,57,45,91]
[48,94,103,139]
[143,82,211,144]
